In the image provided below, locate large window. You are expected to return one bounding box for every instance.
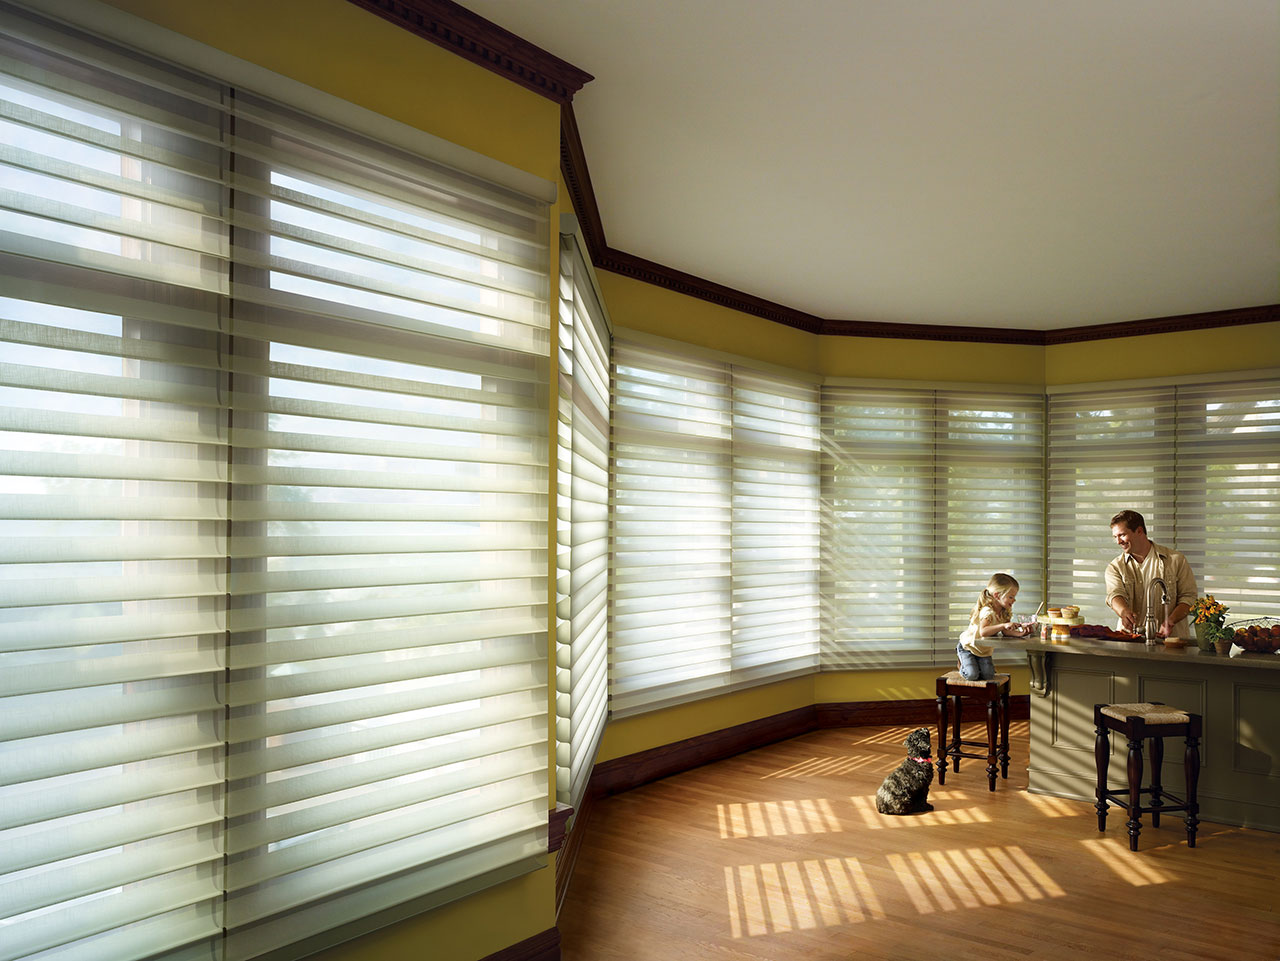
[1048,378,1280,624]
[0,7,550,961]
[610,341,820,715]
[822,386,1045,668]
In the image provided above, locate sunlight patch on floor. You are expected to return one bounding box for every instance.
[724,857,885,937]
[886,845,1065,913]
[760,754,885,779]
[718,798,844,838]
[850,726,921,746]
[1080,837,1176,885]
[850,794,993,829]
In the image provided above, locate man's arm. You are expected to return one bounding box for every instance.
[1163,553,1198,635]
[1104,558,1138,630]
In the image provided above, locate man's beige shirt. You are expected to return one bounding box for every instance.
[1104,540,1198,638]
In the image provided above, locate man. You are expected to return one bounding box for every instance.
[1105,510,1197,639]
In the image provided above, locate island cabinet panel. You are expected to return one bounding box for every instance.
[1011,637,1280,833]
[1235,685,1280,777]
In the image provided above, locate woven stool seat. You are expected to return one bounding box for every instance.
[1099,702,1189,725]
[1094,701,1201,851]
[939,670,1010,688]
[936,672,1011,791]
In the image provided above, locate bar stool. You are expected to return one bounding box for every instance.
[1094,702,1201,851]
[935,672,1011,791]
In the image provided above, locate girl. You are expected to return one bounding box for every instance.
[958,573,1032,680]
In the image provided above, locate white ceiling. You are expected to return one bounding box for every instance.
[459,0,1279,331]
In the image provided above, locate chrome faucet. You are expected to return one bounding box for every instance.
[1144,577,1169,643]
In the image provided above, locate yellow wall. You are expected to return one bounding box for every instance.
[598,676,813,762]
[1045,321,1280,384]
[598,270,819,371]
[79,4,1280,960]
[817,334,1045,383]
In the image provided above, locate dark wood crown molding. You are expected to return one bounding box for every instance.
[1042,303,1280,345]
[818,318,1046,345]
[559,104,607,254]
[345,0,592,103]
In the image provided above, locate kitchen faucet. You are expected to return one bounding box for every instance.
[1144,577,1169,643]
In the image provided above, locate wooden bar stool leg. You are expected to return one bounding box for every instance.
[985,695,998,791]
[951,695,962,773]
[1093,708,1109,831]
[1149,734,1164,828]
[999,685,1011,779]
[936,687,948,785]
[1185,730,1201,848]
[1126,735,1144,851]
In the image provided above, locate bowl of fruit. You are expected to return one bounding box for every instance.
[1224,617,1280,654]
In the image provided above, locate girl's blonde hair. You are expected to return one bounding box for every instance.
[969,572,1019,623]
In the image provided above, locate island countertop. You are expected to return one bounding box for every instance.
[995,633,1280,671]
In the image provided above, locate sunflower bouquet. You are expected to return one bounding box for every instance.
[1189,594,1229,645]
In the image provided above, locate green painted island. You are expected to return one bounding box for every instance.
[995,635,1280,832]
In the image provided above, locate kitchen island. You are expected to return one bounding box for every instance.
[995,635,1280,832]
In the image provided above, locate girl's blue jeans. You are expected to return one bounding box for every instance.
[956,641,996,681]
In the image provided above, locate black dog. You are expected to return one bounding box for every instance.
[875,727,935,815]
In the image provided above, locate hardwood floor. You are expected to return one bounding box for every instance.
[558,722,1280,960]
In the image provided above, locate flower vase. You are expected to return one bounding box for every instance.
[1194,622,1214,652]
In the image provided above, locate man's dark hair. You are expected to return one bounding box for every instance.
[1110,509,1146,534]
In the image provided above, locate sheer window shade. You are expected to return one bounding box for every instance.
[1172,379,1280,618]
[554,236,610,811]
[731,369,821,682]
[610,341,818,716]
[0,7,550,961]
[1046,385,1177,626]
[821,387,1044,668]
[1048,378,1279,624]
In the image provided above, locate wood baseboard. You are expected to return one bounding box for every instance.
[554,791,592,918]
[479,927,560,961]
[591,705,818,797]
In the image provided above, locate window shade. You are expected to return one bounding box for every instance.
[821,387,1044,668]
[610,341,818,716]
[554,236,610,812]
[0,6,550,961]
[1048,378,1279,624]
[731,369,820,682]
[1046,385,1177,625]
[1172,378,1280,618]
[611,342,731,715]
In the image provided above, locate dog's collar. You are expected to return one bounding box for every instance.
[910,756,932,764]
